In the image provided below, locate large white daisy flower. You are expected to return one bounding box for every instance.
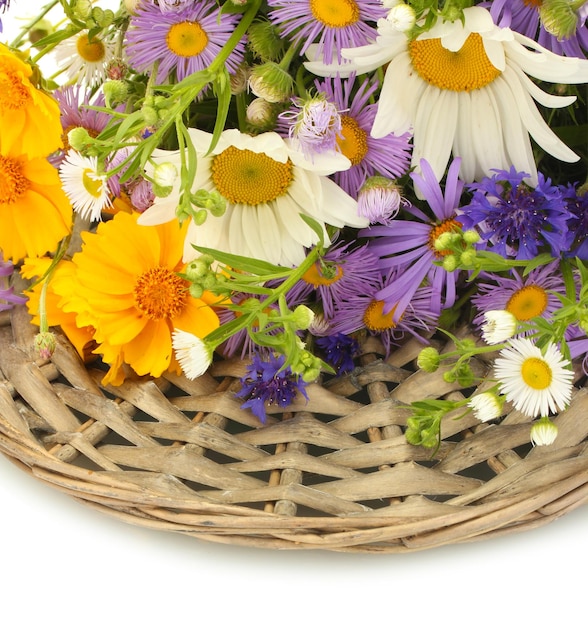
[305,6,588,184]
[494,337,574,419]
[53,30,115,88]
[138,129,368,266]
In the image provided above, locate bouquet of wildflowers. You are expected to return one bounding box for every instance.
[0,0,587,451]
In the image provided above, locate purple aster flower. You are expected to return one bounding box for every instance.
[279,94,342,160]
[0,0,10,33]
[363,157,465,322]
[460,167,571,261]
[566,325,588,375]
[328,273,437,357]
[305,73,411,198]
[267,0,387,64]
[235,352,309,423]
[286,241,382,321]
[561,182,588,258]
[51,86,114,164]
[125,1,245,84]
[472,262,566,332]
[315,333,360,374]
[488,0,588,58]
[158,0,193,13]
[1,253,27,312]
[357,176,406,225]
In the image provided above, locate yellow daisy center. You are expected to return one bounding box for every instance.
[408,33,501,92]
[82,169,104,199]
[336,115,368,166]
[309,0,360,27]
[166,21,209,57]
[0,63,31,110]
[0,155,30,204]
[211,146,294,206]
[302,261,344,287]
[76,34,106,63]
[363,300,399,331]
[506,285,549,321]
[521,357,552,390]
[133,266,188,320]
[428,218,461,257]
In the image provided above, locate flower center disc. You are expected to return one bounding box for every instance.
[133,266,187,320]
[309,0,360,27]
[337,116,368,166]
[76,34,106,63]
[428,218,461,256]
[211,146,294,206]
[409,33,501,92]
[166,21,209,57]
[0,62,31,110]
[0,155,29,204]
[82,168,104,199]
[523,0,542,7]
[303,261,344,287]
[506,285,549,321]
[521,356,552,390]
[363,300,398,331]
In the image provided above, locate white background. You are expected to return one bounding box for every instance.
[2,3,588,624]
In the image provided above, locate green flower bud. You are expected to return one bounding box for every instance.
[189,283,204,299]
[530,416,558,446]
[417,346,441,372]
[462,229,480,244]
[247,21,286,62]
[291,305,315,331]
[34,331,57,360]
[29,19,54,46]
[74,0,93,20]
[459,249,477,266]
[103,80,128,108]
[442,254,458,272]
[540,0,579,40]
[141,105,159,127]
[67,127,93,152]
[249,62,294,103]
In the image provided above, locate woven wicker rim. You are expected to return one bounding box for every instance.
[1,304,588,553]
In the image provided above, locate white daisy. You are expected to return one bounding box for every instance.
[530,416,559,446]
[305,5,588,185]
[138,128,368,266]
[58,150,111,221]
[172,329,213,380]
[53,30,115,88]
[494,337,574,418]
[467,391,503,423]
[481,310,518,345]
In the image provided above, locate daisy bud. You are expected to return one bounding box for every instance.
[417,346,441,372]
[246,97,278,131]
[291,305,315,331]
[481,310,518,345]
[249,62,294,103]
[468,392,504,423]
[381,0,401,8]
[34,331,57,360]
[442,254,458,272]
[530,416,558,446]
[357,176,403,224]
[247,21,285,62]
[462,229,480,244]
[152,162,178,189]
[539,0,579,40]
[106,58,128,80]
[459,248,477,266]
[141,105,159,127]
[29,19,53,46]
[67,127,93,152]
[434,231,454,251]
[386,3,416,32]
[172,330,214,380]
[230,64,250,95]
[103,79,128,108]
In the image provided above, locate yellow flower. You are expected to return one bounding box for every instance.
[21,257,96,361]
[0,147,72,262]
[61,212,220,383]
[0,44,63,158]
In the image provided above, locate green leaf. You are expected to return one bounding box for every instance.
[299,214,326,250]
[192,245,285,276]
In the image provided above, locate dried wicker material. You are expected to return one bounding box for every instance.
[1,304,588,554]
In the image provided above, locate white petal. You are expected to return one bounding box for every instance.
[452,92,477,183]
[509,62,577,109]
[469,88,508,178]
[137,197,178,225]
[483,38,506,72]
[318,178,367,228]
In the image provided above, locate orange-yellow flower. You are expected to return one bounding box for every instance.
[61,212,220,383]
[21,256,96,360]
[0,147,72,262]
[0,44,63,158]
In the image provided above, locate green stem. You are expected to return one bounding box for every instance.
[9,0,60,48]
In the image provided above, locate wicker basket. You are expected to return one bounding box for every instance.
[1,302,588,554]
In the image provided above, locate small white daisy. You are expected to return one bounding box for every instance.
[53,30,115,88]
[172,329,213,380]
[467,391,503,423]
[59,150,111,221]
[481,310,518,344]
[530,416,559,447]
[494,337,574,418]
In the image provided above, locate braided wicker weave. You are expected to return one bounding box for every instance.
[1,303,588,553]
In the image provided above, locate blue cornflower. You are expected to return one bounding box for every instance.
[236,353,309,423]
[460,167,571,261]
[315,333,360,375]
[561,182,588,258]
